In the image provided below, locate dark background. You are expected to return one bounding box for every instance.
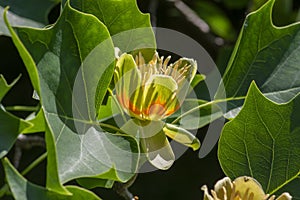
[0,0,299,199]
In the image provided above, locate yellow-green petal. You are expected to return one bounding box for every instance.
[114,53,142,119]
[213,177,233,199]
[172,58,197,104]
[233,176,266,199]
[142,74,179,120]
[140,128,175,170]
[172,58,197,84]
[163,123,200,151]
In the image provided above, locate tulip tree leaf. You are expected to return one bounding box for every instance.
[218,82,300,195]
[97,96,121,121]
[69,0,156,61]
[0,108,32,159]
[0,0,59,36]
[5,1,139,193]
[0,74,20,101]
[190,74,206,90]
[23,109,46,134]
[215,0,300,110]
[0,75,31,159]
[76,177,114,189]
[2,158,102,200]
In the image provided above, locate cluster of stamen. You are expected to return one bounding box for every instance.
[202,177,291,200]
[134,52,191,86]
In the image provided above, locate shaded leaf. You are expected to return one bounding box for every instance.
[0,0,59,36]
[0,75,31,159]
[189,74,206,94]
[194,1,236,40]
[3,7,41,95]
[0,108,31,159]
[2,157,102,200]
[77,177,114,189]
[216,0,300,110]
[218,82,300,194]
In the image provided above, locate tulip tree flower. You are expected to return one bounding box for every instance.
[202,176,292,200]
[114,52,201,170]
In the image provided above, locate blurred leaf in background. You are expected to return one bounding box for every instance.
[192,1,236,41]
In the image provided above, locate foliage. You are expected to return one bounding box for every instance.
[219,82,300,196]
[0,0,299,199]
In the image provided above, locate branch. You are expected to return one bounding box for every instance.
[168,0,225,46]
[13,134,46,168]
[149,0,159,27]
[113,174,139,200]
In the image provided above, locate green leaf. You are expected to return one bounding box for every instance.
[69,0,156,61]
[0,75,31,159]
[0,0,59,36]
[218,82,300,194]
[194,1,236,40]
[0,108,31,159]
[0,74,20,100]
[216,0,300,109]
[3,7,41,95]
[2,158,102,200]
[44,122,69,195]
[77,177,114,189]
[190,74,206,91]
[97,96,121,121]
[64,186,102,200]
[6,1,139,188]
[23,109,45,134]
[251,0,268,11]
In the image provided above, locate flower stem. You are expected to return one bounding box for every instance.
[21,152,47,176]
[5,105,39,112]
[99,122,126,134]
[113,174,138,200]
[172,96,246,124]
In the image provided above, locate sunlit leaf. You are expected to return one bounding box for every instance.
[5,1,139,193]
[218,82,300,194]
[69,0,156,61]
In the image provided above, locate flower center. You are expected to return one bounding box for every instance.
[134,52,192,86]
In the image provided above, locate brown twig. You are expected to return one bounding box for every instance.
[113,174,139,200]
[13,134,45,168]
[168,0,225,46]
[149,0,159,27]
